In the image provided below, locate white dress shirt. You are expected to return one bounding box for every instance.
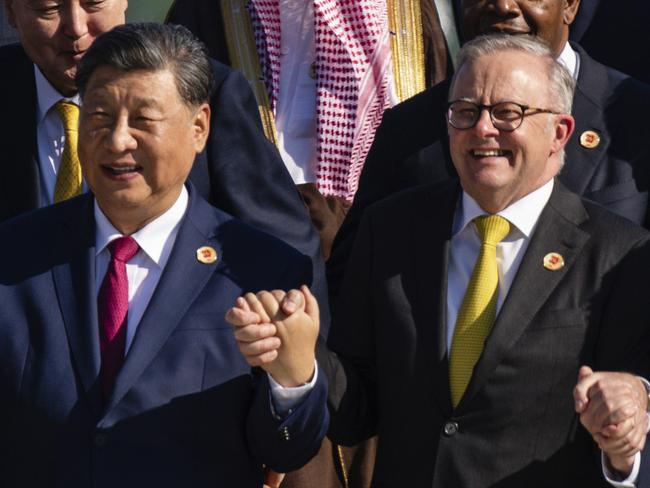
[446,179,554,349]
[94,186,314,414]
[276,0,318,184]
[274,1,398,185]
[34,65,85,205]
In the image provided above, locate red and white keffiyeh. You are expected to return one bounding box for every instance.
[249,0,393,201]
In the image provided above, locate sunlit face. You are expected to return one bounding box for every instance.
[448,50,573,212]
[79,66,210,230]
[461,0,580,56]
[6,0,128,95]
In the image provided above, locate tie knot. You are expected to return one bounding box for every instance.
[474,215,510,247]
[55,100,79,132]
[108,236,140,263]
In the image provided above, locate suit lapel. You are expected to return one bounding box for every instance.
[560,43,610,196]
[51,196,103,416]
[457,183,590,410]
[105,190,225,412]
[413,181,459,416]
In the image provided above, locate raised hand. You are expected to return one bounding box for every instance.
[574,366,648,474]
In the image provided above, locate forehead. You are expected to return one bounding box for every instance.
[450,50,550,104]
[84,66,181,104]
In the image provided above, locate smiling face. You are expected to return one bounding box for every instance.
[448,50,573,212]
[461,0,580,56]
[78,66,210,234]
[5,0,128,96]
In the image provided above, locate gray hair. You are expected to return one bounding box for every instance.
[452,34,575,113]
[76,22,214,107]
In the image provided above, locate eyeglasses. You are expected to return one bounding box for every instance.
[447,100,560,132]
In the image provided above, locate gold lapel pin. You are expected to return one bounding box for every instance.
[196,246,218,264]
[543,252,565,271]
[579,130,601,149]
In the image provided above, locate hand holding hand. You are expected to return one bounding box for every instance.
[226,286,319,387]
[574,366,648,475]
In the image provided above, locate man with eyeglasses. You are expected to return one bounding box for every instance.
[329,0,650,301]
[227,34,650,487]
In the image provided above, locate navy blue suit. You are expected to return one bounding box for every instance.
[328,43,650,297]
[0,43,330,333]
[0,185,328,487]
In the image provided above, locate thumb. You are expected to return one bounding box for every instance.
[281,288,305,315]
[301,285,320,323]
[579,365,594,381]
[574,365,595,413]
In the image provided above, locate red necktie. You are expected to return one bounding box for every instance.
[98,236,140,400]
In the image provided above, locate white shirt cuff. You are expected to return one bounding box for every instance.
[268,361,318,418]
[602,451,640,487]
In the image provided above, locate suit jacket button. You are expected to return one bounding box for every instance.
[93,432,109,448]
[443,421,459,437]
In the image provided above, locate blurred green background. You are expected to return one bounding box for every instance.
[126,0,176,23]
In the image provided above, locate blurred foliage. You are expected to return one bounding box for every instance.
[126,0,176,23]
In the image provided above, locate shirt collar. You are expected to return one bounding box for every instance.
[34,64,81,123]
[94,186,189,266]
[557,42,580,80]
[454,179,555,239]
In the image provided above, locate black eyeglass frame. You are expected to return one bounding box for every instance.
[446,100,561,132]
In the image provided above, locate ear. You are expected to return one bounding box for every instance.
[550,113,575,155]
[563,0,581,26]
[191,103,211,154]
[5,0,17,28]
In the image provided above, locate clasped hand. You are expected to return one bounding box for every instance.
[574,366,648,475]
[226,285,319,388]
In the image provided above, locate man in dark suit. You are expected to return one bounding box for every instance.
[0,23,328,487]
[570,0,650,85]
[1,0,329,330]
[329,0,650,298]
[229,35,650,486]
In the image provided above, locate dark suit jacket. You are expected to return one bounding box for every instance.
[166,0,453,87]
[328,43,650,297]
[319,180,650,487]
[570,0,650,85]
[0,43,331,333]
[0,184,329,487]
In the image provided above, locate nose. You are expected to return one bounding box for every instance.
[105,117,137,154]
[491,0,521,15]
[473,108,500,137]
[61,2,90,40]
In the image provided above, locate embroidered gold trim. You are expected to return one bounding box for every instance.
[387,0,426,102]
[220,0,278,144]
[336,444,350,488]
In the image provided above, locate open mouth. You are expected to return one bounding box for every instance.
[102,164,142,177]
[471,149,511,158]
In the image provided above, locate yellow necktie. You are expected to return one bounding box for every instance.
[449,214,510,407]
[54,101,82,203]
